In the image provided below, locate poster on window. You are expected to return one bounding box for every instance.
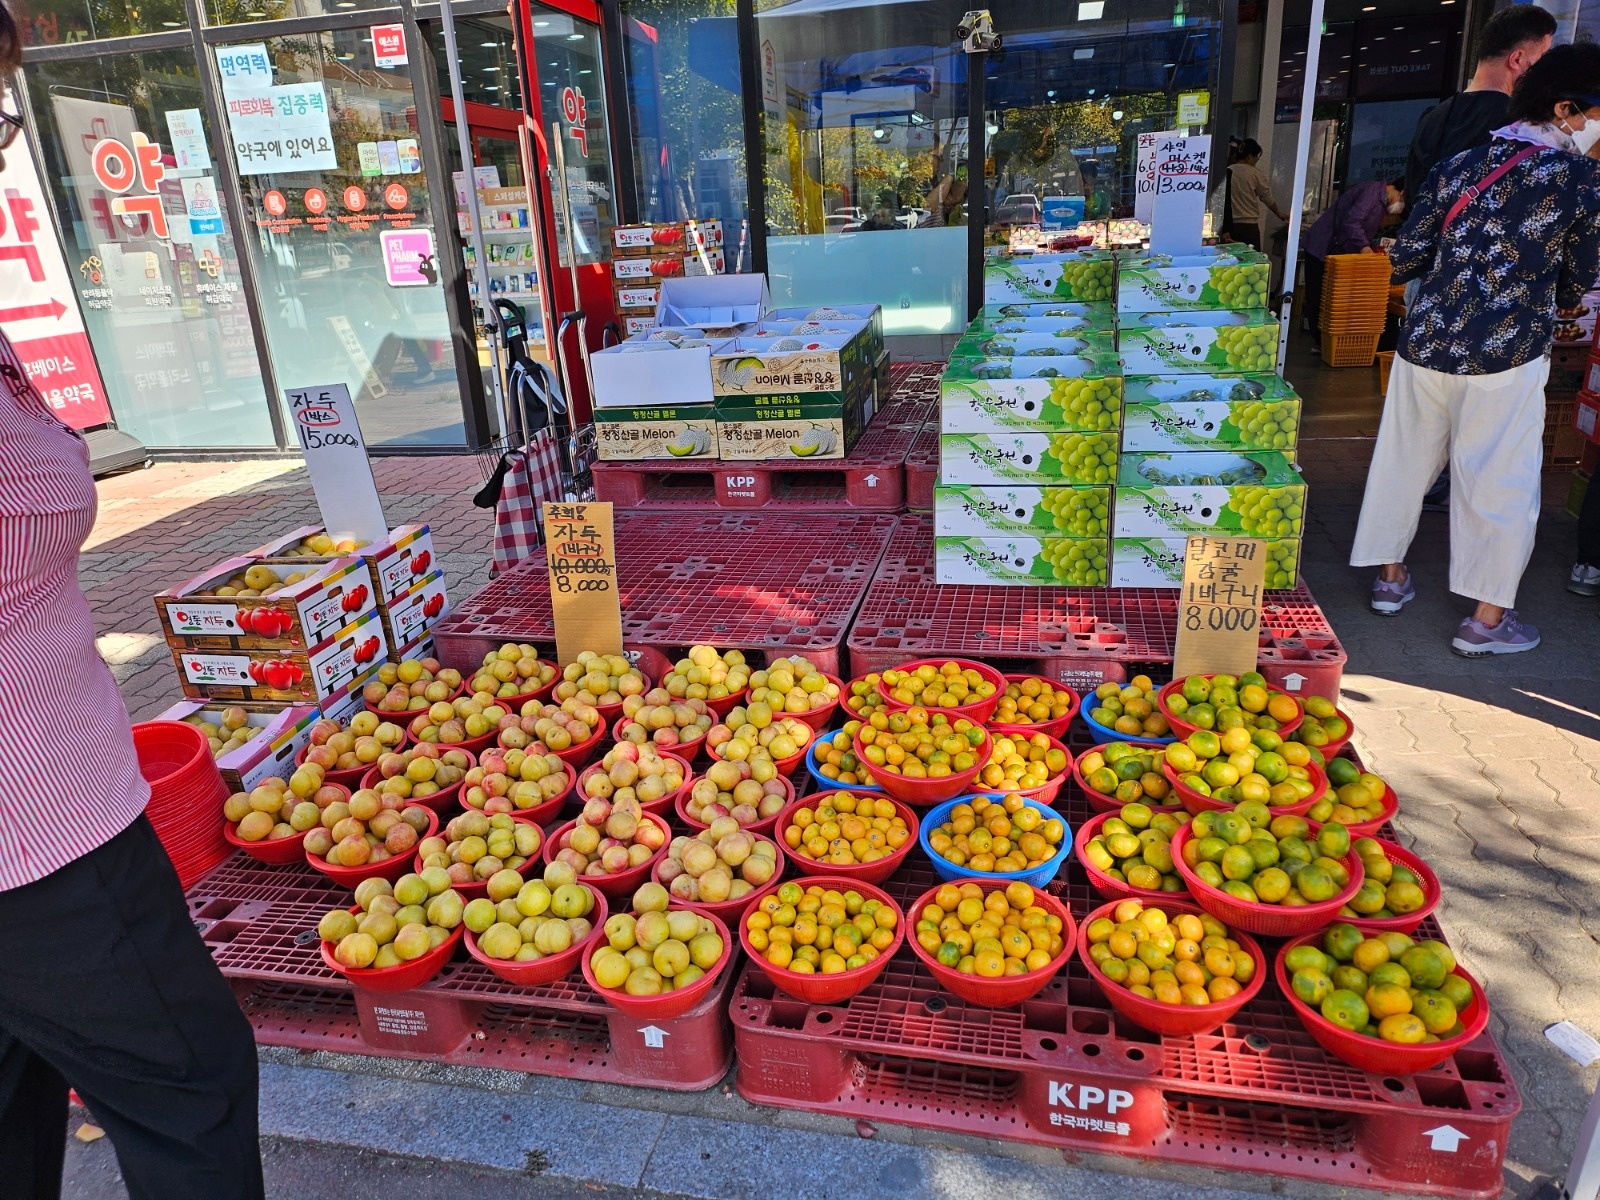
[226,83,338,175]
[0,137,114,429]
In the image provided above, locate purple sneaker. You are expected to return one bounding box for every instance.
[1451,611,1540,657]
[1370,570,1415,615]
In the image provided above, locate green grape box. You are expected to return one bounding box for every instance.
[1115,251,1270,313]
[1111,536,1301,589]
[951,331,1117,359]
[935,535,1110,586]
[1116,309,1279,374]
[939,432,1120,486]
[1112,450,1306,538]
[940,354,1125,434]
[933,484,1113,538]
[1121,373,1302,453]
[969,302,1116,335]
[983,252,1117,304]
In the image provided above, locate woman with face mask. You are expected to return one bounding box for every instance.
[1351,42,1600,656]
[1300,177,1405,336]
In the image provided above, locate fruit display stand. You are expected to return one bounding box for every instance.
[589,365,934,514]
[847,515,1347,696]
[186,856,732,1090]
[730,747,1519,1200]
[431,511,899,678]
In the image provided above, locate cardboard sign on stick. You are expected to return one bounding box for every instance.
[1171,535,1268,679]
[543,502,624,665]
[285,384,388,546]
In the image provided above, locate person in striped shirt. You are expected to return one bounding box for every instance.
[0,9,263,1194]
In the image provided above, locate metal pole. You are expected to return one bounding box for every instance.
[438,0,509,436]
[1276,1,1324,369]
[1256,0,1285,180]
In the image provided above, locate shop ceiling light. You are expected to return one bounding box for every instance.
[1112,109,1123,119]
[1078,1,1104,19]
[568,33,584,40]
[534,19,549,25]
[480,40,496,47]
[1073,46,1094,58]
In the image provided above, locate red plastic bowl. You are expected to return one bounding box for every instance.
[773,792,919,885]
[610,714,710,765]
[675,774,793,838]
[405,724,499,757]
[587,670,653,728]
[365,679,467,718]
[1162,758,1328,819]
[982,730,1074,807]
[1290,704,1355,757]
[878,658,1005,725]
[320,910,462,993]
[1077,898,1267,1036]
[905,879,1076,1008]
[305,807,440,889]
[705,687,747,719]
[853,726,990,806]
[540,810,671,899]
[705,722,816,779]
[650,832,786,924]
[223,822,308,865]
[1071,755,1183,816]
[1274,931,1490,1074]
[577,756,690,819]
[465,661,560,710]
[1337,838,1441,935]
[359,748,477,814]
[1073,812,1188,904]
[1323,778,1399,838]
[790,674,845,732]
[498,722,607,772]
[1170,822,1364,938]
[295,741,389,791]
[132,720,215,792]
[1157,677,1304,741]
[490,759,578,826]
[581,907,733,1020]
[986,674,1081,740]
[463,885,609,986]
[414,812,547,901]
[738,876,906,1004]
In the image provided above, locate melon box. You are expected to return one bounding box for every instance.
[940,353,1124,434]
[594,404,719,461]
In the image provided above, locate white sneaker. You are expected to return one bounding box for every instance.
[1569,563,1600,597]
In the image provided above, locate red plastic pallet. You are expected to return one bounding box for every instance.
[847,516,1348,695]
[432,511,897,678]
[731,788,1518,1200]
[189,859,732,1090]
[903,423,938,512]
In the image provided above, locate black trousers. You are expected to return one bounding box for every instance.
[0,817,263,1200]
[1581,469,1600,567]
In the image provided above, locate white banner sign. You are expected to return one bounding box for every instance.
[215,44,272,98]
[1148,133,1210,257]
[226,84,338,175]
[1135,129,1180,224]
[285,383,389,546]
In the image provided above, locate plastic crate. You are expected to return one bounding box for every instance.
[432,511,897,678]
[1377,350,1395,394]
[903,422,938,512]
[1546,390,1585,469]
[191,859,732,1090]
[846,516,1348,696]
[1321,330,1382,367]
[731,786,1519,1200]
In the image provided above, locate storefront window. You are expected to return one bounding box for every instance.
[13,0,186,46]
[530,12,617,269]
[24,50,275,447]
[755,0,971,335]
[206,0,397,28]
[620,0,750,264]
[219,31,467,447]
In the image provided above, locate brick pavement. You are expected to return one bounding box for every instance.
[82,433,1600,1198]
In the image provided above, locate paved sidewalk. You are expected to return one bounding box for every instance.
[74,415,1600,1198]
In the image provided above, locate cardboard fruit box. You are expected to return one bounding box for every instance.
[1121,373,1302,454]
[249,524,436,608]
[934,535,1109,586]
[155,700,322,794]
[983,251,1116,304]
[714,380,871,461]
[969,301,1115,335]
[156,555,376,651]
[594,404,719,461]
[940,352,1125,434]
[934,484,1112,538]
[1116,250,1270,313]
[1112,451,1306,538]
[1111,536,1301,590]
[939,432,1120,487]
[172,609,389,704]
[1116,309,1279,375]
[379,570,450,649]
[951,330,1118,359]
[710,327,875,398]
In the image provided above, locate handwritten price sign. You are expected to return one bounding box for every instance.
[1148,133,1210,257]
[543,502,623,664]
[1172,535,1267,679]
[285,383,388,546]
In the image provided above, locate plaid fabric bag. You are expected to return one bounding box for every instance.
[474,363,569,576]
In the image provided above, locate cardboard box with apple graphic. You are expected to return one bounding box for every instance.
[172,608,389,703]
[249,523,435,607]
[153,700,321,794]
[379,570,449,648]
[155,555,377,652]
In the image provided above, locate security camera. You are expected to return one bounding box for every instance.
[955,9,1001,52]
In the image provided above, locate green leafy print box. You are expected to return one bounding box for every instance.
[983,252,1116,303]
[969,302,1116,335]
[1111,536,1300,590]
[1113,451,1305,538]
[935,536,1109,586]
[1122,374,1302,453]
[951,331,1117,359]
[940,354,1124,434]
[1117,309,1278,374]
[939,432,1120,486]
[934,485,1112,538]
[1116,251,1270,313]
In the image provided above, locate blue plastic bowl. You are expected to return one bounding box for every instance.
[803,731,883,794]
[917,795,1072,888]
[1080,704,1178,747]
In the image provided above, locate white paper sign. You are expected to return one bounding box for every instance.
[1177,91,1210,126]
[226,84,338,175]
[215,44,271,98]
[164,108,212,171]
[285,383,389,545]
[1134,130,1180,224]
[1545,1021,1600,1066]
[1148,134,1210,257]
